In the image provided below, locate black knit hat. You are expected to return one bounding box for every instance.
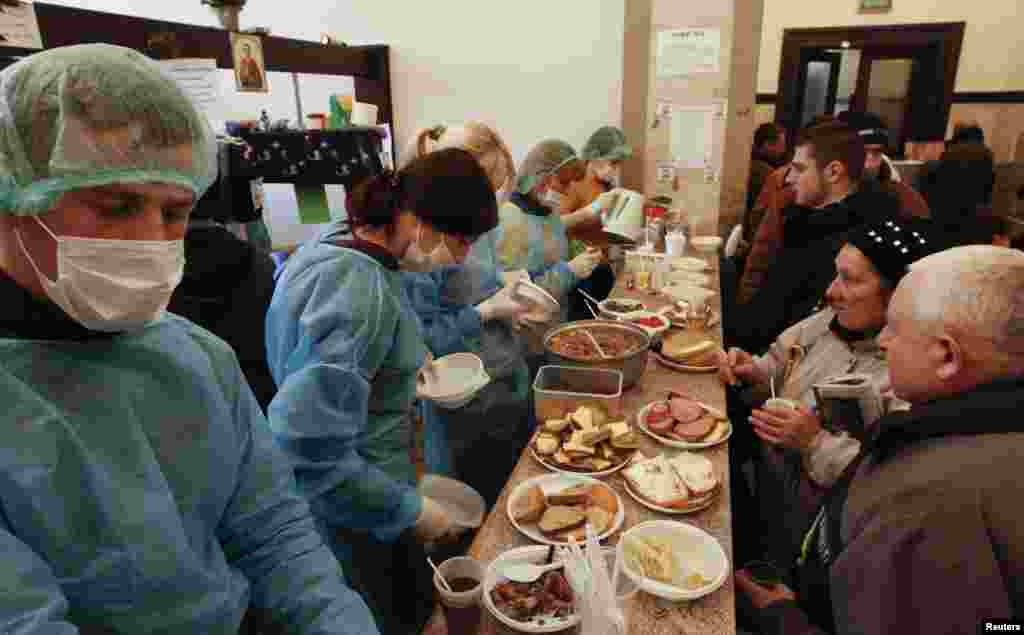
[846,218,941,286]
[838,111,890,147]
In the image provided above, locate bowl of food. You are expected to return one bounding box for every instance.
[618,520,729,602]
[483,545,580,633]
[661,283,716,307]
[597,297,646,320]
[543,320,651,389]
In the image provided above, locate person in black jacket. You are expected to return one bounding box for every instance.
[168,173,278,412]
[728,122,903,354]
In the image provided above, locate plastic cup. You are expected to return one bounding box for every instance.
[434,556,483,635]
[765,397,799,412]
[351,102,379,126]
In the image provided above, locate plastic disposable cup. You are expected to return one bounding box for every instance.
[351,102,379,126]
[434,556,484,635]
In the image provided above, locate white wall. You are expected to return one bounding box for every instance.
[47,1,625,246]
[758,0,1024,94]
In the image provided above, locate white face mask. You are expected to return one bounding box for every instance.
[541,189,565,210]
[592,161,620,188]
[18,217,184,332]
[401,222,457,271]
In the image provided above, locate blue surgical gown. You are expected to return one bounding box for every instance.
[402,265,530,480]
[265,227,425,565]
[0,314,377,635]
[469,192,578,323]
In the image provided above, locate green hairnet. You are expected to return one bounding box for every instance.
[581,126,632,162]
[515,139,578,194]
[0,44,217,216]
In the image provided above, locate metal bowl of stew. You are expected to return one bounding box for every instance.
[543,320,651,389]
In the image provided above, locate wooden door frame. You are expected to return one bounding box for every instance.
[776,22,964,137]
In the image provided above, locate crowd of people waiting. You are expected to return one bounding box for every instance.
[0,43,1020,635]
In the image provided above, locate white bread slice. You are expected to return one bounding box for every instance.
[623,455,689,508]
[667,452,717,496]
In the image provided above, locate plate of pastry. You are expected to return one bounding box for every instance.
[529,405,640,477]
[507,474,625,546]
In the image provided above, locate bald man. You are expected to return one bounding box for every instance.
[737,245,1024,634]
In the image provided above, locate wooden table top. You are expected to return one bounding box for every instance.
[464,264,735,635]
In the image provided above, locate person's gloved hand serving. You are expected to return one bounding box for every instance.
[568,247,603,280]
[413,496,467,544]
[476,284,531,324]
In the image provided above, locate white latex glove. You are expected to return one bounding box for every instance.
[413,496,465,544]
[590,189,620,218]
[476,285,531,323]
[499,269,530,287]
[568,248,603,280]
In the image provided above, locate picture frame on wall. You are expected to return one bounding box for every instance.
[230,32,268,93]
[859,0,893,12]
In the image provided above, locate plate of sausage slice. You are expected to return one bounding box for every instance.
[635,392,731,449]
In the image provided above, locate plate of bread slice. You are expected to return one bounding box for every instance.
[507,474,625,546]
[529,405,640,477]
[621,452,720,515]
[652,332,722,373]
[636,393,731,449]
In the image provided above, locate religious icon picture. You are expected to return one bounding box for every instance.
[230,32,267,93]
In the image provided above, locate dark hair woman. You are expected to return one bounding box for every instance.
[264,147,497,634]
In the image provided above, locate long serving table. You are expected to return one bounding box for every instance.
[466,266,735,634]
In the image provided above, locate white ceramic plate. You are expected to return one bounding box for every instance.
[482,545,581,633]
[528,433,638,478]
[597,298,647,320]
[652,351,719,374]
[507,474,625,546]
[635,400,732,450]
[621,478,719,516]
[668,257,710,272]
[617,520,730,602]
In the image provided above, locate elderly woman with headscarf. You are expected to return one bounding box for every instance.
[720,217,942,568]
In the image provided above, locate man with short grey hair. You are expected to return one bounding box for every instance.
[736,245,1024,634]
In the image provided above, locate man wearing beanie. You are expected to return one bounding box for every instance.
[736,245,1024,635]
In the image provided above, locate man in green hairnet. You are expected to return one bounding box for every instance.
[0,44,378,635]
[560,126,632,321]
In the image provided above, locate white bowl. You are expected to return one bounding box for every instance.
[667,270,712,288]
[418,353,490,407]
[661,283,716,306]
[597,297,646,320]
[417,474,486,529]
[690,236,723,253]
[512,280,560,314]
[617,520,729,602]
[482,546,582,633]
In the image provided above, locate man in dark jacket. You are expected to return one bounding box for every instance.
[737,245,1024,634]
[728,122,903,353]
[168,173,278,412]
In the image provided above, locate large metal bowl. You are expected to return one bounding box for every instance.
[543,319,651,389]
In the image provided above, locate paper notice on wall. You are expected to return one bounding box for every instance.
[0,1,43,50]
[670,106,715,169]
[160,59,223,124]
[657,28,720,76]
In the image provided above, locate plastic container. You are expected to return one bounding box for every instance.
[617,520,730,602]
[351,102,379,126]
[434,556,485,607]
[532,365,624,422]
[418,474,486,530]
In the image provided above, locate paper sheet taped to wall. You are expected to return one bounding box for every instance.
[160,59,224,124]
[657,28,720,76]
[0,1,43,50]
[670,106,715,170]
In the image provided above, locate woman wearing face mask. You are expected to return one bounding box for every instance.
[471,140,604,355]
[265,148,498,635]
[399,124,535,504]
[561,126,632,321]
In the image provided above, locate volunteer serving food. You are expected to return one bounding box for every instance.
[266,148,497,634]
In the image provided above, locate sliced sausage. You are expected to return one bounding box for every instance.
[669,397,704,424]
[673,416,715,442]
